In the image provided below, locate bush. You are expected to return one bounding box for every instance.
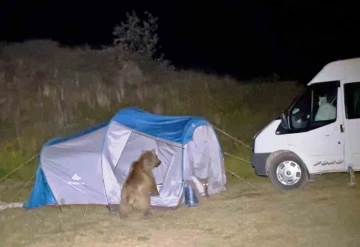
[113,11,159,58]
[112,10,174,71]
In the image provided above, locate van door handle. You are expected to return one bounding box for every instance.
[340,124,344,132]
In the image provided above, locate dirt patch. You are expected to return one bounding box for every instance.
[1,173,360,247]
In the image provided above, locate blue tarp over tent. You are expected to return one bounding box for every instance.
[112,107,210,144]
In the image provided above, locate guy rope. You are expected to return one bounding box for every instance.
[211,125,261,191]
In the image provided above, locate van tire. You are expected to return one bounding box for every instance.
[267,152,309,191]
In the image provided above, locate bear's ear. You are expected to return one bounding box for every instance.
[151,148,155,154]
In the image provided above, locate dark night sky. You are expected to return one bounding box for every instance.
[0,0,359,82]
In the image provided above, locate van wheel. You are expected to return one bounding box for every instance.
[267,152,309,191]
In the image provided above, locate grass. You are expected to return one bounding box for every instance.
[1,173,360,247]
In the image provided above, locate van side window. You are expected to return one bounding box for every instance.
[289,81,338,130]
[344,82,360,119]
[312,85,337,122]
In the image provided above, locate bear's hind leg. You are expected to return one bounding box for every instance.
[119,200,132,219]
[133,195,151,216]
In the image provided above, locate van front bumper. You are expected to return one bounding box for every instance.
[251,152,271,176]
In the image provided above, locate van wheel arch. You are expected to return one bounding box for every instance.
[265,150,310,191]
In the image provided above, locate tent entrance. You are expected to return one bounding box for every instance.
[113,130,184,199]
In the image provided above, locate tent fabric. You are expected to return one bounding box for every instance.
[24,107,227,209]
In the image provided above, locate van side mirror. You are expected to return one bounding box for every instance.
[280,112,289,129]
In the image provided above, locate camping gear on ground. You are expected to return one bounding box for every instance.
[186,175,209,197]
[348,165,356,187]
[184,182,199,207]
[23,107,226,210]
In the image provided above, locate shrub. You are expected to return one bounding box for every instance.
[112,10,174,71]
[113,11,159,58]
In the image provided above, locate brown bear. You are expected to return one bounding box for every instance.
[119,148,161,219]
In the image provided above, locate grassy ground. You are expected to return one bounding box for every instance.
[1,173,360,247]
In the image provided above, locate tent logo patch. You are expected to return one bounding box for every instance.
[67,173,85,185]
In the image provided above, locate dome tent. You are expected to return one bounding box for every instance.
[24,107,226,209]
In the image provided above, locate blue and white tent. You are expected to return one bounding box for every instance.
[24,107,227,209]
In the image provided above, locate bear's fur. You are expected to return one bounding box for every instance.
[119,149,161,218]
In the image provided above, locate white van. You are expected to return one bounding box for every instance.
[251,58,360,191]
